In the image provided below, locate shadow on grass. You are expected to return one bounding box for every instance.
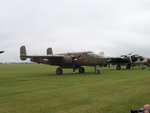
[26,71,101,78]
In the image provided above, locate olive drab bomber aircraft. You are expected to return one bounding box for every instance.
[20,46,107,75]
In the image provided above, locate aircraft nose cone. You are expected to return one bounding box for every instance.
[141,56,144,61]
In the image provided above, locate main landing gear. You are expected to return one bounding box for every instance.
[126,64,131,70]
[56,67,85,75]
[116,65,121,70]
[78,67,85,74]
[116,64,131,70]
[95,66,100,74]
[55,66,100,75]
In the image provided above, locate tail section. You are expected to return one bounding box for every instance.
[20,46,27,60]
[99,51,105,58]
[47,48,53,55]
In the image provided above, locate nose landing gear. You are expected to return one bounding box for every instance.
[95,66,100,74]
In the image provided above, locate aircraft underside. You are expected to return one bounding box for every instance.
[115,63,131,70]
[115,63,147,70]
[30,58,101,75]
[55,66,100,75]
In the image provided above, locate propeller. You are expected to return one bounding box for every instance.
[68,53,82,72]
[72,54,82,64]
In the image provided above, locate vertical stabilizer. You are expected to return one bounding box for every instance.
[47,48,53,55]
[20,46,27,60]
[99,52,105,58]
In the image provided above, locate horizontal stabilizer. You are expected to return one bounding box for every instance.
[20,46,64,63]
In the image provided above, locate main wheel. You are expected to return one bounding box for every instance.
[126,64,131,70]
[116,65,121,70]
[56,68,63,75]
[141,66,145,70]
[79,67,85,74]
[95,69,100,74]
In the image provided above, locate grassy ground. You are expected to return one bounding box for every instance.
[0,64,150,113]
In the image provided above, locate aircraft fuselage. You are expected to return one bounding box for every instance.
[44,52,105,68]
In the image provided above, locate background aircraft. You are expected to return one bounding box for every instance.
[106,53,150,70]
[20,46,107,75]
[0,51,4,54]
[135,57,150,70]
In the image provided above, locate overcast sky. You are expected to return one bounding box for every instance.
[0,0,150,62]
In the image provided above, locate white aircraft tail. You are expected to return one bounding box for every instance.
[99,51,105,58]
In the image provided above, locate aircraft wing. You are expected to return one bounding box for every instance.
[23,55,64,59]
[107,57,130,64]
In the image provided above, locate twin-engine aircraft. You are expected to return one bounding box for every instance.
[0,51,4,54]
[107,53,150,70]
[20,46,106,75]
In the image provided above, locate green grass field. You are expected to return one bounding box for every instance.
[0,64,150,113]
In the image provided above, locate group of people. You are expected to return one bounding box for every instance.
[131,104,150,113]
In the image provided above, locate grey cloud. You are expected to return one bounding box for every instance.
[0,0,150,62]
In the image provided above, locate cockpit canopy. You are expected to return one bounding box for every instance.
[85,51,94,55]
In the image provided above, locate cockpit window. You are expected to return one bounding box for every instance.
[121,55,127,57]
[86,51,94,54]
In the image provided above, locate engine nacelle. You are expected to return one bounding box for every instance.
[63,56,73,64]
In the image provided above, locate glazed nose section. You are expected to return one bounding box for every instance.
[140,56,144,61]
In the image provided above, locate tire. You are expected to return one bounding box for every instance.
[95,70,100,74]
[141,66,145,70]
[126,64,131,70]
[56,68,63,75]
[116,65,121,70]
[79,67,85,74]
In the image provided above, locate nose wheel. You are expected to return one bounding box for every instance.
[95,66,100,74]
